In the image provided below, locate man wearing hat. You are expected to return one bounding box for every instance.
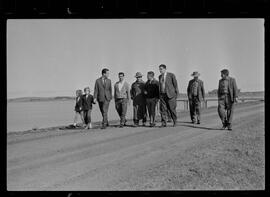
[130,72,147,127]
[218,69,238,130]
[187,71,205,124]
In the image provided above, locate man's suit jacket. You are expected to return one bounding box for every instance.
[158,72,179,99]
[218,77,238,102]
[82,94,95,110]
[94,77,112,102]
[187,79,205,102]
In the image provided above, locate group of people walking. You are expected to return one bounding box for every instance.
[73,64,238,131]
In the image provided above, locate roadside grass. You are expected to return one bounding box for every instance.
[120,111,265,190]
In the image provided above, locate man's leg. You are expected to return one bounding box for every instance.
[226,98,234,130]
[146,99,152,124]
[80,111,85,125]
[159,94,168,126]
[167,96,177,125]
[218,98,227,128]
[103,100,110,126]
[189,99,195,123]
[133,105,139,125]
[195,98,201,124]
[121,99,128,126]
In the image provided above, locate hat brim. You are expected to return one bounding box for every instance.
[191,73,200,77]
[135,75,143,77]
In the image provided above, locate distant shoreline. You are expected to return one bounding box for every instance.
[7,91,264,103]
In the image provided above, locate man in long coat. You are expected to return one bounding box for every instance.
[187,71,205,124]
[130,72,147,127]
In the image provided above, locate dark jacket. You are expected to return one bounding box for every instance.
[144,79,160,99]
[158,72,179,99]
[131,80,146,106]
[74,96,83,112]
[218,76,238,102]
[187,79,205,102]
[94,77,112,102]
[82,94,95,110]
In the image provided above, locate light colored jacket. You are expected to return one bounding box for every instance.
[114,81,131,100]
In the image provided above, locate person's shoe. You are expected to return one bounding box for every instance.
[160,123,167,128]
[101,125,106,129]
[84,126,89,129]
[142,123,146,127]
[227,123,232,131]
[89,123,92,129]
[119,124,124,128]
[173,122,177,127]
[197,121,200,124]
[106,123,109,127]
[133,123,139,127]
[191,120,195,124]
[221,123,227,130]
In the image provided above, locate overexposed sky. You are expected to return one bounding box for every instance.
[7,19,264,98]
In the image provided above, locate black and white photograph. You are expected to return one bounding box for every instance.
[6,18,264,191]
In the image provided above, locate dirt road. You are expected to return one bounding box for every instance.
[7,101,264,190]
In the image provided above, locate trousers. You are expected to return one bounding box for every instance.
[218,94,235,125]
[189,96,201,122]
[115,98,128,125]
[160,93,177,124]
[98,100,110,126]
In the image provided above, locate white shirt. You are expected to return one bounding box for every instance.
[118,80,125,91]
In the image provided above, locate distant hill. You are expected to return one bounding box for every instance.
[7,96,75,103]
[7,91,264,103]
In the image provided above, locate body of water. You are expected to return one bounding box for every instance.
[7,99,218,133]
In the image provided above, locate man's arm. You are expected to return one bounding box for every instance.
[109,80,113,99]
[187,81,191,99]
[171,73,180,97]
[232,78,238,101]
[201,81,205,100]
[217,80,221,99]
[94,80,98,100]
[126,83,131,104]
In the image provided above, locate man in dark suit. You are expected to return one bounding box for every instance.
[144,71,159,127]
[94,68,112,129]
[158,64,179,127]
[218,69,238,131]
[187,71,205,124]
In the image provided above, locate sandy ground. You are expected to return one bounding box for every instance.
[7,101,265,190]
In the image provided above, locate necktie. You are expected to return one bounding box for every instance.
[161,74,165,92]
[103,78,106,87]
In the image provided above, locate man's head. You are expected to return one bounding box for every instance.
[102,68,109,79]
[76,89,82,97]
[191,71,200,80]
[118,72,125,82]
[159,64,167,74]
[135,72,143,82]
[221,69,229,79]
[147,71,154,81]
[84,87,90,95]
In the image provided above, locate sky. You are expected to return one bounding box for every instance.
[7,19,264,98]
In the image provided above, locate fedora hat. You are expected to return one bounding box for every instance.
[135,72,143,78]
[191,71,200,77]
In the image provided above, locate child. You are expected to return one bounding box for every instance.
[82,87,95,129]
[73,89,85,127]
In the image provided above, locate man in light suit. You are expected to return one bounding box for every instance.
[158,64,179,127]
[114,72,131,128]
[94,68,112,129]
[218,69,238,130]
[187,71,205,124]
